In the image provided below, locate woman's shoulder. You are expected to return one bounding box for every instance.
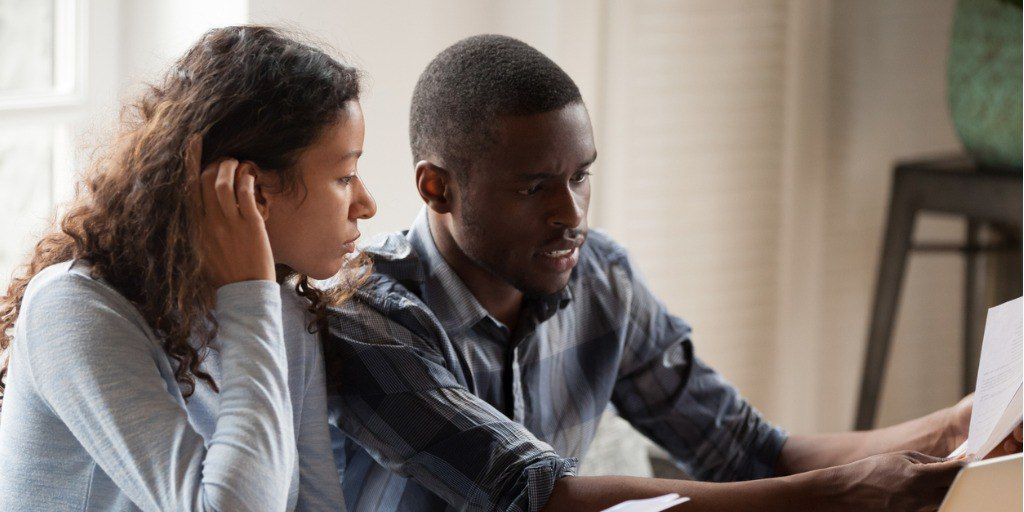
[25,261,135,312]
[19,260,154,347]
[277,282,324,388]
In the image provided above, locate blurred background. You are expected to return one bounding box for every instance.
[1,0,1020,477]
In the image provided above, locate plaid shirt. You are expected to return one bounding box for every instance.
[325,208,786,512]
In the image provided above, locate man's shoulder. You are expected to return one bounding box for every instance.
[360,230,421,270]
[577,229,634,278]
[354,230,429,301]
[327,232,446,355]
[328,278,436,341]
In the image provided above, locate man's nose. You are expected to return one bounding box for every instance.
[547,185,584,229]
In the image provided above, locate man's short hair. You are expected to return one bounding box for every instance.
[410,34,583,177]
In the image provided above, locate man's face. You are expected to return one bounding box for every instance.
[448,103,596,296]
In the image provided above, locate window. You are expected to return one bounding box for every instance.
[0,0,81,288]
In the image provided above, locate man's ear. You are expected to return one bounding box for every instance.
[415,160,455,215]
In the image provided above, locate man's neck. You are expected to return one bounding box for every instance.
[427,212,523,330]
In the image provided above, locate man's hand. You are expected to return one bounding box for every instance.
[944,394,1023,458]
[827,451,964,512]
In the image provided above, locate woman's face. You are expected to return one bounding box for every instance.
[261,100,376,280]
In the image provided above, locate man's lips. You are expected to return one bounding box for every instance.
[536,235,585,257]
[538,246,576,258]
[536,244,580,273]
[535,235,585,274]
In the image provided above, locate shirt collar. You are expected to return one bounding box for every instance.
[406,207,493,333]
[405,207,577,334]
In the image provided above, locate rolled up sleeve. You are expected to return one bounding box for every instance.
[330,331,576,512]
[608,253,787,482]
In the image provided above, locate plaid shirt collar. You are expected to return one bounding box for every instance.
[392,207,573,335]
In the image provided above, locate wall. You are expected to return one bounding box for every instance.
[248,0,604,236]
[1,0,974,442]
[817,0,964,431]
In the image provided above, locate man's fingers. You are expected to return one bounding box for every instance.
[904,451,947,464]
[918,457,965,477]
[214,159,239,219]
[1002,435,1023,454]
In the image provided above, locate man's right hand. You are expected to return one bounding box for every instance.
[826,450,964,512]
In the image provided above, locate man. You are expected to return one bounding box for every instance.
[326,34,1020,511]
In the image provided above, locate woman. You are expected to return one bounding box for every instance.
[0,26,374,511]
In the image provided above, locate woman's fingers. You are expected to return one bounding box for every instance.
[200,161,222,220]
[199,159,275,287]
[214,159,240,219]
[236,168,262,223]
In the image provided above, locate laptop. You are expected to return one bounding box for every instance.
[938,452,1022,512]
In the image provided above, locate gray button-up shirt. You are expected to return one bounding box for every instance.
[326,208,786,512]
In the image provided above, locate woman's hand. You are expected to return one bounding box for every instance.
[186,135,275,288]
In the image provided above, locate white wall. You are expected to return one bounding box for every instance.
[818,0,964,431]
[248,0,605,235]
[1,0,975,440]
[118,0,248,91]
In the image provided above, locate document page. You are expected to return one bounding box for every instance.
[949,297,1023,461]
[601,493,689,512]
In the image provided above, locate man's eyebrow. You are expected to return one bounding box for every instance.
[515,152,599,181]
[580,151,598,169]
[516,170,559,181]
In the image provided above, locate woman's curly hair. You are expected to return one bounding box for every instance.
[0,25,365,406]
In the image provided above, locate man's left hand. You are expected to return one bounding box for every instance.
[944,394,1023,459]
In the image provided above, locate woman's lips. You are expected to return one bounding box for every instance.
[341,233,360,254]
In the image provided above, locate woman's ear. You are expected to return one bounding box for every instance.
[244,162,272,221]
[415,160,454,214]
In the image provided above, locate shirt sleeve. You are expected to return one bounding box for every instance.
[19,273,295,511]
[294,334,347,510]
[607,253,788,482]
[326,319,577,512]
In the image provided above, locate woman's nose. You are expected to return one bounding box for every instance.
[352,179,377,220]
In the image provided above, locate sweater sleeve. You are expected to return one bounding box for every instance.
[294,337,346,511]
[19,273,295,512]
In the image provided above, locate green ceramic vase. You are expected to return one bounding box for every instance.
[947,0,1022,168]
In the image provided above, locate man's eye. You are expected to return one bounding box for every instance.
[518,183,542,196]
[571,171,592,183]
[339,175,355,185]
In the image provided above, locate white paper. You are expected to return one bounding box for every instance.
[975,384,1022,459]
[600,493,690,512]
[949,297,1023,461]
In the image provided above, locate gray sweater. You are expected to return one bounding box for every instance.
[0,260,344,511]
